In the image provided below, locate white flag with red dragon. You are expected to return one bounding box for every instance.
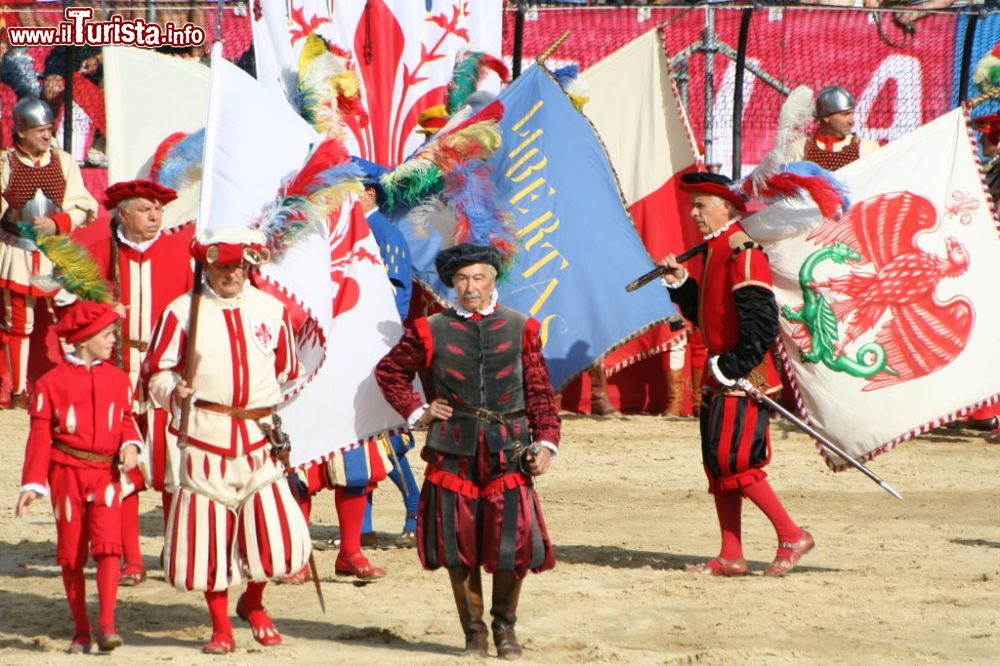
[745,108,1000,470]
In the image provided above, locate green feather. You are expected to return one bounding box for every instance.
[16,222,111,302]
[447,52,485,115]
[384,162,445,211]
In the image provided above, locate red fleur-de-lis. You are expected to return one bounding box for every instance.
[255,322,273,348]
[289,4,329,43]
[944,190,980,225]
[350,0,473,165]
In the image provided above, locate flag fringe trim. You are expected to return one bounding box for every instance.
[253,273,327,402]
[293,425,407,472]
[604,326,687,376]
[777,340,1000,473]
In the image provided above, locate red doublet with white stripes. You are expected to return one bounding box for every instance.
[89,222,196,407]
[89,223,195,496]
[144,284,300,456]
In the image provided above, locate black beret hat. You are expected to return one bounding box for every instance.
[435,243,503,287]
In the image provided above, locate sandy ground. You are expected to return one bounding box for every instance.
[1,408,998,665]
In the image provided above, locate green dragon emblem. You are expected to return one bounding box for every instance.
[781,242,895,379]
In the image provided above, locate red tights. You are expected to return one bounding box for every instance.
[61,555,120,634]
[335,488,366,559]
[715,480,801,560]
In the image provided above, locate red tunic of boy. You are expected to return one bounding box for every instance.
[18,300,142,653]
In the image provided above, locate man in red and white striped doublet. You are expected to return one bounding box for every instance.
[88,179,195,586]
[0,99,98,405]
[143,228,310,654]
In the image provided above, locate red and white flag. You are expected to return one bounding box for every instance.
[200,47,404,468]
[745,108,1000,469]
[570,28,702,411]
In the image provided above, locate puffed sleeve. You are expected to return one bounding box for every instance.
[375,318,433,420]
[522,318,561,448]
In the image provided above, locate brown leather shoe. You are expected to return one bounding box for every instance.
[463,624,489,657]
[965,416,999,431]
[764,529,815,577]
[361,531,379,549]
[492,621,522,660]
[685,557,749,576]
[395,529,417,548]
[95,627,123,652]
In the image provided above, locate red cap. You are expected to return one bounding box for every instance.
[972,112,1000,144]
[189,228,271,266]
[103,179,178,210]
[55,301,120,344]
[679,172,747,212]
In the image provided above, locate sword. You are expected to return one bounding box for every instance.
[625,241,707,292]
[734,378,903,501]
[261,415,327,613]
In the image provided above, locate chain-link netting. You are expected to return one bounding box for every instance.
[503,3,998,175]
[0,2,252,163]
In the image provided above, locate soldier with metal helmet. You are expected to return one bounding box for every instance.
[0,98,98,407]
[791,86,880,171]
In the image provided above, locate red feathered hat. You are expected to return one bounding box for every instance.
[679,172,747,212]
[190,228,271,266]
[55,300,121,343]
[972,112,1000,144]
[103,179,178,210]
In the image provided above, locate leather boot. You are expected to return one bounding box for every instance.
[589,365,618,416]
[448,567,488,656]
[690,365,705,418]
[490,571,523,660]
[662,368,685,417]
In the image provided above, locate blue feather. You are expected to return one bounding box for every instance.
[553,64,579,90]
[444,161,513,246]
[158,128,205,190]
[301,162,365,195]
[783,160,851,210]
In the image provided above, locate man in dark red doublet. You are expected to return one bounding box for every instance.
[376,243,560,659]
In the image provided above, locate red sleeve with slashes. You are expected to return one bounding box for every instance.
[522,318,561,447]
[375,318,434,419]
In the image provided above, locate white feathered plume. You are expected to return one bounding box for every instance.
[747,85,815,196]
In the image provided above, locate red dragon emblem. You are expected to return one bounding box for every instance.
[805,191,973,391]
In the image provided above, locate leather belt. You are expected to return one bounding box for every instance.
[121,338,149,352]
[452,405,527,425]
[194,400,275,420]
[54,441,116,463]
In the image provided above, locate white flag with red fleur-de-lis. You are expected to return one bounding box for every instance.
[744,108,1000,472]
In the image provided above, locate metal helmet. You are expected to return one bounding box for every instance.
[815,86,856,119]
[13,97,55,134]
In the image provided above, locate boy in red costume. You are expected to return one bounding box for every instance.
[15,300,143,653]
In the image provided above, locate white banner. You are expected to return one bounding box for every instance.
[745,109,1000,469]
[201,48,404,468]
[103,46,209,228]
[583,29,699,206]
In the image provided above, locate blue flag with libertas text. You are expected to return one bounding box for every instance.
[404,64,677,389]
